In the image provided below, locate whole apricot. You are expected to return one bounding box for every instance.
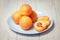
[30,10,37,22]
[19,16,32,30]
[20,4,32,16]
[12,11,21,24]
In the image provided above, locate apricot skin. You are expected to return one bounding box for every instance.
[12,11,21,24]
[19,16,32,30]
[20,4,32,16]
[30,10,37,22]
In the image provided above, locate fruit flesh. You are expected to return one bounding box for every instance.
[38,16,49,21]
[34,21,48,32]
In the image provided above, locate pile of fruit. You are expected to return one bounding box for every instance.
[12,4,50,32]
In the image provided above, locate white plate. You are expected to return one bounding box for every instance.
[7,11,53,34]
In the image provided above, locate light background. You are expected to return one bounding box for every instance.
[0,0,60,40]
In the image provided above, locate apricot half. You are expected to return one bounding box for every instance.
[19,16,32,30]
[38,16,49,21]
[20,4,32,16]
[30,10,37,22]
[34,21,48,32]
[12,11,21,24]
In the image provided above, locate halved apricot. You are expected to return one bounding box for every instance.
[34,21,47,32]
[19,16,32,30]
[38,16,49,21]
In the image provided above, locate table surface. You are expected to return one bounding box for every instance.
[0,0,60,40]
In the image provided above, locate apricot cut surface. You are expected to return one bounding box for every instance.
[34,21,48,32]
[38,16,49,21]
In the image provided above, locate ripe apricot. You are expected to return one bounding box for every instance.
[19,16,32,30]
[34,16,50,32]
[12,11,21,24]
[30,10,37,22]
[38,16,49,21]
[20,4,32,16]
[44,20,50,27]
[34,21,47,32]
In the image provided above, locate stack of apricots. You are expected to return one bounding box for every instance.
[12,4,50,32]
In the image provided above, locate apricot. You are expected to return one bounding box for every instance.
[34,21,48,32]
[20,4,32,16]
[12,11,21,24]
[38,16,49,21]
[34,16,50,32]
[19,16,32,30]
[37,16,50,26]
[30,10,37,22]
[44,20,50,26]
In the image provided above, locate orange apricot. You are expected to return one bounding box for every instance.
[34,21,48,32]
[38,16,49,21]
[19,16,32,30]
[20,4,32,16]
[30,10,37,22]
[12,11,21,24]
